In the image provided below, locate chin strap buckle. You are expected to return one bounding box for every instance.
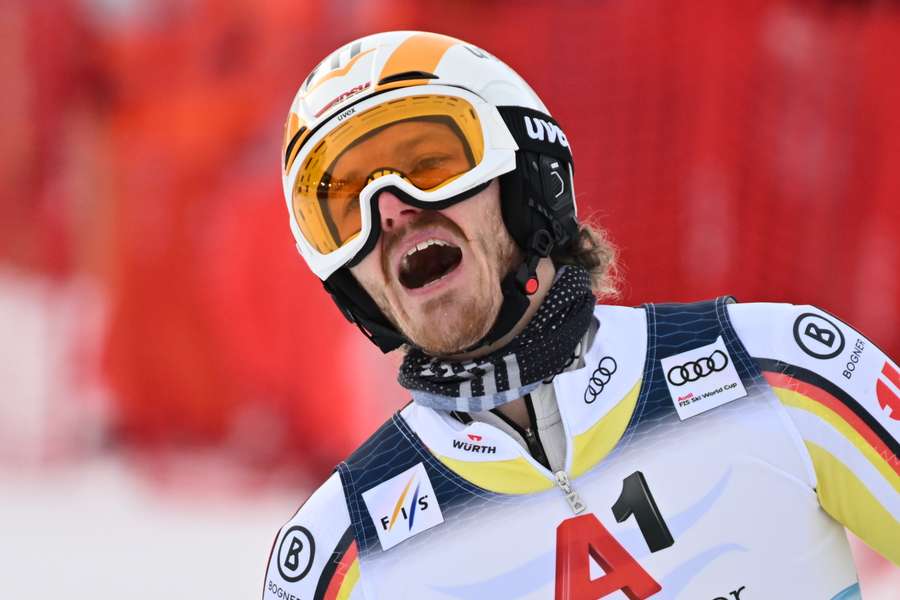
[531,229,555,257]
[515,229,555,296]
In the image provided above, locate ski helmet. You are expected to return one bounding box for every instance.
[281,31,578,352]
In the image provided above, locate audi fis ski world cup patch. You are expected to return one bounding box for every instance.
[362,462,444,551]
[661,336,747,420]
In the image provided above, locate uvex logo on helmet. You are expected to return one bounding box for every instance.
[524,115,569,148]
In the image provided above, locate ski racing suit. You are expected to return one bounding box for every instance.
[263,298,899,600]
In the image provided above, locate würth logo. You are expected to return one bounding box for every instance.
[524,116,569,148]
[452,438,497,454]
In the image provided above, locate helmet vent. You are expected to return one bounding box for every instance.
[377,71,438,85]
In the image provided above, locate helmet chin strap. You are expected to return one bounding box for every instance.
[464,229,555,351]
[323,227,556,356]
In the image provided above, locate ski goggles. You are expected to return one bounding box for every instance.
[284,86,519,280]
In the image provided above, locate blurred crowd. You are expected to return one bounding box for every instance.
[3,0,899,478]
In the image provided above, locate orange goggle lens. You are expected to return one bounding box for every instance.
[292,95,486,254]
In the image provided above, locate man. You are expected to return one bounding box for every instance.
[265,31,898,599]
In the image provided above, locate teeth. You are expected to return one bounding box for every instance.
[405,239,450,258]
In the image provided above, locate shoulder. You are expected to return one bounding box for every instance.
[727,301,897,420]
[263,472,361,600]
[590,303,648,352]
[587,302,648,381]
[727,300,872,374]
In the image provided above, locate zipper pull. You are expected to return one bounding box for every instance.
[555,470,587,515]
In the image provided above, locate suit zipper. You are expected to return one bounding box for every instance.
[522,393,551,469]
[554,470,587,514]
[491,394,551,470]
[490,397,584,514]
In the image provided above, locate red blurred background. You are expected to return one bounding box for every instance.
[1,0,897,596]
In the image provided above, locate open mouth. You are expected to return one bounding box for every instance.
[398,239,463,289]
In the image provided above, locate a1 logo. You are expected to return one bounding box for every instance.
[556,514,660,600]
[555,472,674,600]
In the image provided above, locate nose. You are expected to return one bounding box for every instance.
[378,190,420,232]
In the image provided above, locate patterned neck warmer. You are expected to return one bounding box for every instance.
[398,265,596,413]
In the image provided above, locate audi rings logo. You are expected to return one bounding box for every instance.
[666,350,729,387]
[584,357,617,404]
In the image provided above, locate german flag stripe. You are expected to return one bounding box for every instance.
[759,359,899,475]
[314,528,357,600]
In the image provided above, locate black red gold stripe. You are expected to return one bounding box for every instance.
[314,527,357,600]
[758,358,899,469]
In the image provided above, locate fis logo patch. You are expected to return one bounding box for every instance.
[661,336,747,420]
[362,462,444,551]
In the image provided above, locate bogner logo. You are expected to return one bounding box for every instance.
[276,526,315,583]
[452,433,497,454]
[524,115,569,148]
[793,312,845,360]
[362,462,444,551]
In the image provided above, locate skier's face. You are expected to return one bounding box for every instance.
[349,179,520,356]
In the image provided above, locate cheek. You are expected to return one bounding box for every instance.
[349,251,388,300]
[445,200,503,251]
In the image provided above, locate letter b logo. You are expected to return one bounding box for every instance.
[804,323,835,348]
[285,538,304,571]
[276,526,316,582]
[793,313,845,359]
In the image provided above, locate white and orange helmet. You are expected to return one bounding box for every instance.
[281,31,578,352]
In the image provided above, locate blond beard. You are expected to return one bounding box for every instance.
[370,225,519,355]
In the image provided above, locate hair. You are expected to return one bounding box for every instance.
[553,221,621,299]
